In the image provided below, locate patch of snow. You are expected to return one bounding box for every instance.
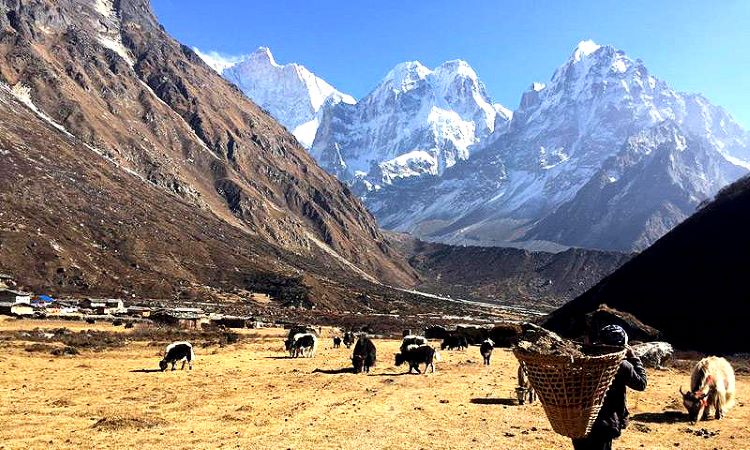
[723,153,750,170]
[92,0,134,67]
[611,58,628,73]
[378,150,438,183]
[291,118,320,148]
[6,83,73,137]
[304,232,377,283]
[98,35,134,66]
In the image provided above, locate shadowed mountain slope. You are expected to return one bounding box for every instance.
[543,176,750,352]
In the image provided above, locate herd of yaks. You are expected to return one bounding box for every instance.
[156,329,738,425]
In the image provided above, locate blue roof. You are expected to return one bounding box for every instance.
[37,295,54,302]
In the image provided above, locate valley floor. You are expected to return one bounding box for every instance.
[0,319,748,449]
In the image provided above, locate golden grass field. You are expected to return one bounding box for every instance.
[0,319,748,450]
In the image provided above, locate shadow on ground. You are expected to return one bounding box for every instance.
[369,372,413,377]
[312,367,355,374]
[631,411,686,424]
[470,398,517,406]
[129,368,162,373]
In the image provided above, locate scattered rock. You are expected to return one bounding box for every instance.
[51,346,79,356]
[683,428,719,438]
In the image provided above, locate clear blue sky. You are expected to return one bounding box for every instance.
[152,0,750,127]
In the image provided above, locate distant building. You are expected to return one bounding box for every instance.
[151,309,206,329]
[0,301,35,317]
[0,289,32,304]
[79,299,126,315]
[45,302,79,315]
[126,306,153,318]
[210,315,255,329]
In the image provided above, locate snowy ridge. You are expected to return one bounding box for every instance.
[219,47,354,148]
[312,58,511,186]
[364,40,750,252]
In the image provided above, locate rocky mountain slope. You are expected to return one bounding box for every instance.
[0,0,423,309]
[365,41,750,252]
[394,236,630,311]
[310,59,511,186]
[543,175,750,352]
[221,47,355,148]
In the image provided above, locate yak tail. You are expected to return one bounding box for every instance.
[434,350,442,362]
[190,344,195,362]
[311,335,319,357]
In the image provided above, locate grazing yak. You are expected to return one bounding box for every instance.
[441,335,469,351]
[284,327,318,355]
[343,331,355,349]
[395,345,438,375]
[400,335,428,353]
[290,333,318,358]
[479,339,494,365]
[333,336,342,348]
[515,362,536,404]
[681,356,736,423]
[352,336,377,373]
[632,341,674,369]
[159,342,194,371]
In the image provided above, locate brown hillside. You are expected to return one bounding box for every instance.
[0,0,416,307]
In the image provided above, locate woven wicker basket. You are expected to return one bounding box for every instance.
[513,347,626,439]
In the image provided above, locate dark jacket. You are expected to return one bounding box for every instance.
[591,356,647,439]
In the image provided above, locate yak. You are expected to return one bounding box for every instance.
[352,336,377,373]
[681,356,735,423]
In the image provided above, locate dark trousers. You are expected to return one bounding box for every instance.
[572,435,613,450]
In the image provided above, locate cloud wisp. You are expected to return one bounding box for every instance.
[192,48,246,72]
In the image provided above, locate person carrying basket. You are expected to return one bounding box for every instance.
[572,325,648,450]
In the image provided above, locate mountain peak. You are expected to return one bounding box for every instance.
[222,46,354,148]
[435,59,477,77]
[248,46,278,66]
[572,39,602,61]
[382,61,431,89]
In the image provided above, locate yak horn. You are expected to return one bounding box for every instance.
[679,387,685,395]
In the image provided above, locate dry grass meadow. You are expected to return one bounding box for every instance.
[0,318,748,449]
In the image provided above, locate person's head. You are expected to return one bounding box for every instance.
[598,324,628,347]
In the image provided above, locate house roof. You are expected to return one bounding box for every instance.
[0,289,32,296]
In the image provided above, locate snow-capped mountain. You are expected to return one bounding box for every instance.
[365,40,750,252]
[220,47,355,147]
[311,59,511,185]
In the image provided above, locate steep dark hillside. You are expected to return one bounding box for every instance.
[544,176,750,352]
[395,237,630,311]
[0,0,417,308]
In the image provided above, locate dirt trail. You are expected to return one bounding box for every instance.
[0,320,747,449]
